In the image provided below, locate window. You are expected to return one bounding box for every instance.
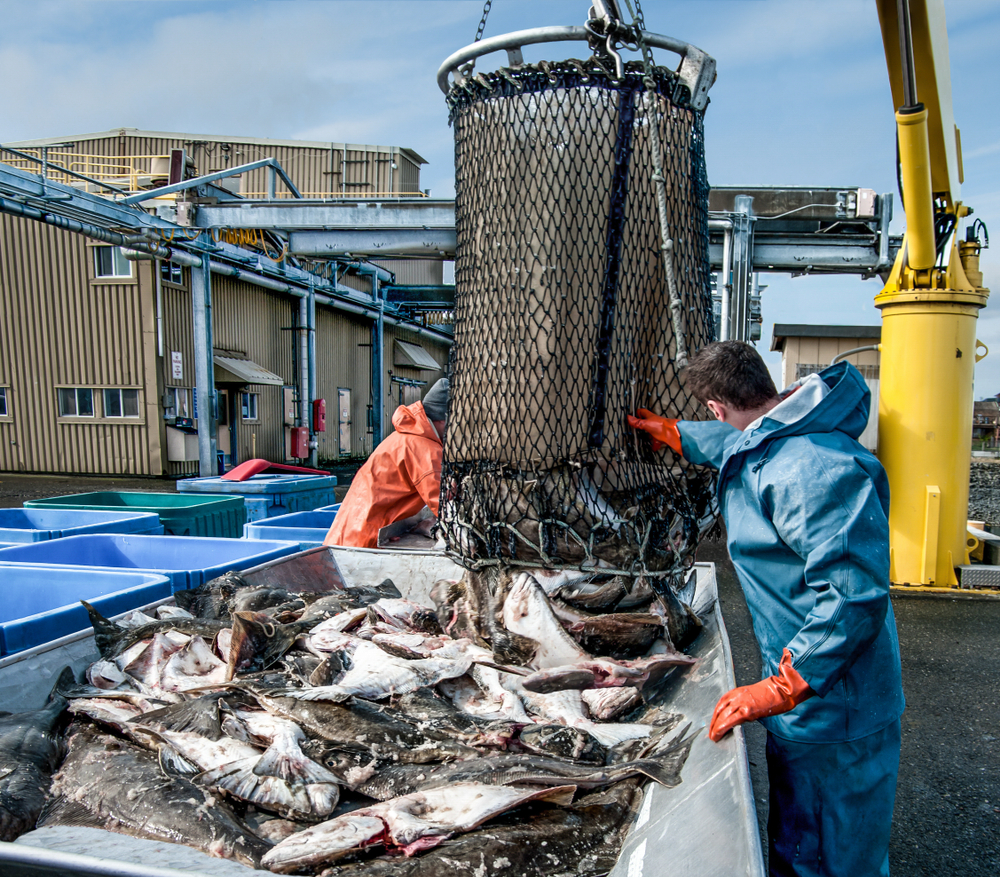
[103,388,140,418]
[241,392,259,421]
[94,246,133,279]
[0,387,7,417]
[160,261,183,284]
[164,387,190,419]
[58,388,94,417]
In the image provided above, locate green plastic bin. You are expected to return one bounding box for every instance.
[24,491,246,538]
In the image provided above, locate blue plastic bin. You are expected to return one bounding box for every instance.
[0,566,171,655]
[0,508,163,543]
[24,492,246,538]
[0,534,300,592]
[243,510,338,549]
[177,474,338,523]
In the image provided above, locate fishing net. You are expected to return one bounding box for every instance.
[440,58,717,581]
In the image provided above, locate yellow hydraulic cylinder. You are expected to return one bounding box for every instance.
[896,106,937,270]
[876,266,988,585]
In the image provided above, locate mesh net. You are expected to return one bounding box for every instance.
[440,58,717,581]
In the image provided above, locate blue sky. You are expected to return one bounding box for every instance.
[3,0,999,392]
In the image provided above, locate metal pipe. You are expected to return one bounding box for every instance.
[372,276,385,447]
[896,0,918,109]
[153,260,164,358]
[190,245,218,476]
[831,344,881,366]
[299,295,310,461]
[307,288,318,468]
[119,158,302,206]
[719,226,732,342]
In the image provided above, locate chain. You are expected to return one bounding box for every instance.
[621,0,690,368]
[475,0,492,42]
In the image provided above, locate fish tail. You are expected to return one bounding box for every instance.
[253,740,340,787]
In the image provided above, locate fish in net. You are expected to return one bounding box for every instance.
[440,58,718,592]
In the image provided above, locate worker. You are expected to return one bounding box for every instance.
[324,378,448,549]
[629,341,904,877]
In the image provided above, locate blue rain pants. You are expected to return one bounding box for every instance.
[766,718,901,877]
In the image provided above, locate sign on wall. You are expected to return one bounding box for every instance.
[171,351,183,380]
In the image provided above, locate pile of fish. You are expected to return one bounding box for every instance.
[0,564,702,875]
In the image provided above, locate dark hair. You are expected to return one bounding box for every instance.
[684,341,778,410]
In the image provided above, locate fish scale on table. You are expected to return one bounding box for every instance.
[6,564,702,873]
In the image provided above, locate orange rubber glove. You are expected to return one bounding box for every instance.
[708,649,814,742]
[626,409,683,455]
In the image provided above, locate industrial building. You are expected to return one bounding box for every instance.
[0,129,451,477]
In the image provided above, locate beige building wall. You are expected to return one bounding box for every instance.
[0,215,161,475]
[0,130,451,476]
[7,130,426,199]
[779,335,881,388]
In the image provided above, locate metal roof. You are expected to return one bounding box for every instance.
[6,128,428,166]
[770,323,882,352]
[214,355,285,387]
[394,340,441,371]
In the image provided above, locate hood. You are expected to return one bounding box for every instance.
[391,400,442,444]
[745,360,872,448]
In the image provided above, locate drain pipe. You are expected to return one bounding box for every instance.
[298,294,311,462]
[308,288,318,468]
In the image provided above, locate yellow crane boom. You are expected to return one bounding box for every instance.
[874,0,989,586]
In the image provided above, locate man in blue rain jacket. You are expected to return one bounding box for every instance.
[630,341,904,877]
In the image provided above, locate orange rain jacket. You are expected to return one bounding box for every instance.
[324,400,442,549]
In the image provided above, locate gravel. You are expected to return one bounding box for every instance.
[968,461,1000,525]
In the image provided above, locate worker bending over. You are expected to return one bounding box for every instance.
[630,341,904,877]
[324,378,448,549]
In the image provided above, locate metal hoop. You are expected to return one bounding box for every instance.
[437,25,716,111]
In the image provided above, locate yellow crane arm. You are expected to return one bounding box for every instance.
[877,0,962,206]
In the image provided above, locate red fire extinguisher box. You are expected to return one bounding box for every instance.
[313,398,326,432]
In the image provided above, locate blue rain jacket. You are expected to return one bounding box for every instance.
[678,361,904,743]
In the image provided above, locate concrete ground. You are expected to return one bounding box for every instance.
[698,537,1000,875]
[0,471,355,510]
[3,473,998,871]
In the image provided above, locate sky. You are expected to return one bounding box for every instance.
[2,0,1000,392]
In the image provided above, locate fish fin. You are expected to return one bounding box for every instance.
[253,741,340,787]
[633,759,685,788]
[80,601,126,658]
[51,666,78,701]
[158,744,200,777]
[531,784,577,807]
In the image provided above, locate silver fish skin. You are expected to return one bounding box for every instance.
[39,724,270,868]
[0,670,70,842]
[355,750,689,800]
[261,782,577,873]
[277,642,472,703]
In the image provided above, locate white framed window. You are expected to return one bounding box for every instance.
[103,388,140,418]
[94,246,133,279]
[241,392,259,421]
[160,261,183,284]
[58,387,94,417]
[164,387,190,419]
[0,387,8,417]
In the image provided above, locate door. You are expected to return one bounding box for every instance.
[216,389,231,457]
[338,388,352,456]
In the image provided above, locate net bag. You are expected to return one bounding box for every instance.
[440,58,717,580]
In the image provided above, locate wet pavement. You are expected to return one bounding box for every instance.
[698,537,1000,875]
[2,472,997,870]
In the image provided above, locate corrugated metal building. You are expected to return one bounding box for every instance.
[0,129,450,477]
[770,323,881,451]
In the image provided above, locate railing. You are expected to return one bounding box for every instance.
[0,150,427,201]
[238,190,429,199]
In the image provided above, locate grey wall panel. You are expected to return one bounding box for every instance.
[314,307,374,458]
